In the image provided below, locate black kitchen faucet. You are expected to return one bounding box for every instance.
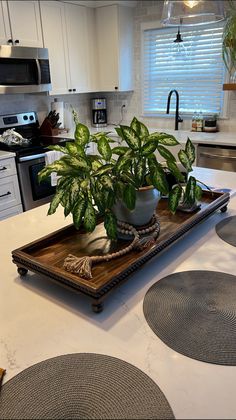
[166,89,183,131]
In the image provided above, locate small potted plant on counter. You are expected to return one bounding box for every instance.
[38,116,203,239]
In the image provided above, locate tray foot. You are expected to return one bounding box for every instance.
[92,302,104,313]
[17,267,28,276]
[220,205,228,213]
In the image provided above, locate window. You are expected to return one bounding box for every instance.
[142,22,226,117]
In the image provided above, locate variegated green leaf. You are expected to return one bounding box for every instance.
[72,200,86,230]
[168,184,183,213]
[47,189,64,215]
[148,154,158,175]
[185,138,195,165]
[151,166,169,195]
[134,159,145,187]
[119,125,140,150]
[98,137,112,161]
[167,161,185,182]
[195,184,202,200]
[123,184,136,210]
[69,179,81,208]
[47,145,67,154]
[74,122,90,146]
[104,212,117,240]
[114,181,125,199]
[93,164,113,177]
[157,145,176,162]
[104,190,115,209]
[62,155,90,171]
[115,152,132,173]
[185,176,196,205]
[112,146,129,155]
[147,132,179,146]
[38,160,69,182]
[100,175,113,189]
[178,150,192,172]
[65,142,79,155]
[120,172,136,186]
[130,117,149,139]
[91,159,102,171]
[84,202,96,232]
[142,141,157,156]
[115,126,125,140]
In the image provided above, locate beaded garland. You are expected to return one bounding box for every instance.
[63,215,160,280]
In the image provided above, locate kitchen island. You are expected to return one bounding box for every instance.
[1,167,236,419]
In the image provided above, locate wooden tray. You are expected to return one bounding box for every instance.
[12,191,230,312]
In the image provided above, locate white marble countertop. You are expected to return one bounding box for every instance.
[0,150,15,159]
[1,167,236,419]
[57,126,236,147]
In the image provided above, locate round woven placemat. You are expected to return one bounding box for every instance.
[0,353,174,420]
[143,270,236,365]
[215,216,236,247]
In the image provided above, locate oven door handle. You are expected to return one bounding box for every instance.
[199,152,236,160]
[19,153,46,162]
[36,59,41,85]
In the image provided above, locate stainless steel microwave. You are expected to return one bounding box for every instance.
[0,46,51,94]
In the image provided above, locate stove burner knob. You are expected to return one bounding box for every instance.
[29,115,34,121]
[23,115,28,120]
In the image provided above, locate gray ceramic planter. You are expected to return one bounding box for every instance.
[113,186,161,226]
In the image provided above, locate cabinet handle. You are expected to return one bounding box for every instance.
[115,86,118,90]
[0,191,11,198]
[14,40,19,45]
[0,166,7,171]
[73,89,76,92]
[7,39,13,44]
[68,89,72,92]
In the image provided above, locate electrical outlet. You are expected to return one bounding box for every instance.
[121,100,128,108]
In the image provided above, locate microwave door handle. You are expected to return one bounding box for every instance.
[35,59,41,84]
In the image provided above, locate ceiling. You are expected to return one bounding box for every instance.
[63,1,137,7]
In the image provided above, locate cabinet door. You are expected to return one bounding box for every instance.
[64,3,89,93]
[95,5,134,92]
[7,0,43,47]
[40,1,70,95]
[0,1,11,45]
[95,5,119,92]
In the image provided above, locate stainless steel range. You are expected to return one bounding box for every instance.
[0,112,67,211]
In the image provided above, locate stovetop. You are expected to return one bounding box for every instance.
[0,111,73,160]
[0,136,71,159]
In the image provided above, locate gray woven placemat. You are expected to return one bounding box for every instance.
[215,216,236,247]
[143,270,236,365]
[0,353,174,420]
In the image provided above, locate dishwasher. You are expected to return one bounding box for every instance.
[197,144,236,172]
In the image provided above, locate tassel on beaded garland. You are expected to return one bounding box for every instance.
[63,254,93,279]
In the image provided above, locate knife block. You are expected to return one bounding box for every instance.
[39,119,59,137]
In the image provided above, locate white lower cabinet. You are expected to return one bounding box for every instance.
[0,155,22,221]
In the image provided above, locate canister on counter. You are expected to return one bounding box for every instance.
[203,115,218,132]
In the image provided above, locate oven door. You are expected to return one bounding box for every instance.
[17,153,56,211]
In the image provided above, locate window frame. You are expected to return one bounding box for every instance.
[141,20,229,119]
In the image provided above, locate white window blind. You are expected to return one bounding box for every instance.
[142,23,225,116]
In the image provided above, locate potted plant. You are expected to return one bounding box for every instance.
[38,115,202,240]
[222,0,236,81]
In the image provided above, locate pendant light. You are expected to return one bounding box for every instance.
[161,0,226,26]
[171,22,188,60]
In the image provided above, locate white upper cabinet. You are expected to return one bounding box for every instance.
[40,1,97,95]
[40,1,70,95]
[0,0,43,47]
[0,1,11,44]
[95,5,134,92]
